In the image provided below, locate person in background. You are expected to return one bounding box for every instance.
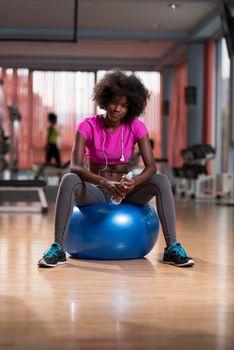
[46,112,61,166]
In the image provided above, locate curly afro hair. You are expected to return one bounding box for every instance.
[93,70,150,120]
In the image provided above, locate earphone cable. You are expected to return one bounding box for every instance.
[120,124,125,162]
[101,119,108,172]
[100,115,125,173]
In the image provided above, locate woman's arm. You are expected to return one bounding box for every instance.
[70,132,126,198]
[133,133,157,185]
[118,134,156,194]
[70,132,106,186]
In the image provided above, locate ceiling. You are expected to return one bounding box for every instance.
[0,0,233,71]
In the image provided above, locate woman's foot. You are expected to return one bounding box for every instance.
[163,242,195,267]
[38,242,67,267]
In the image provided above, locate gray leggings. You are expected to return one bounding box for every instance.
[54,172,177,247]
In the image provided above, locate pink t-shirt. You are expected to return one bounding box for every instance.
[75,114,148,164]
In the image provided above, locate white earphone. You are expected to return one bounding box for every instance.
[101,116,125,172]
[120,124,125,162]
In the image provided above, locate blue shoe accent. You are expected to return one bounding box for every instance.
[38,242,67,267]
[163,242,195,267]
[169,242,187,256]
[43,242,63,257]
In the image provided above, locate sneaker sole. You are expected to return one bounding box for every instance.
[38,259,67,268]
[162,259,195,267]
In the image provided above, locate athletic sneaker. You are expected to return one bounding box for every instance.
[163,242,195,267]
[38,242,67,267]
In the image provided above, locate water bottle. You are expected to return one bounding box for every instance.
[110,171,133,205]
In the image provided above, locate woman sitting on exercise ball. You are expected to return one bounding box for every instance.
[38,70,195,268]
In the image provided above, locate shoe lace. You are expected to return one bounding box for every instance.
[171,243,187,257]
[44,244,60,257]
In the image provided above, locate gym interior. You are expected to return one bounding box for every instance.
[0,1,233,349]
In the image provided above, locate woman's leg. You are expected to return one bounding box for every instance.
[124,173,176,246]
[53,145,61,166]
[46,144,52,163]
[38,173,108,267]
[125,173,194,267]
[54,173,108,246]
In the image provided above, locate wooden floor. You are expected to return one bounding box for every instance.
[0,199,233,350]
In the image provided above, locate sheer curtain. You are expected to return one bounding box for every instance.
[32,71,95,164]
[135,71,161,158]
[167,62,188,167]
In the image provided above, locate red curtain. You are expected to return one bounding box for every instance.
[167,62,188,167]
[203,39,214,145]
[203,39,215,173]
[134,71,162,159]
[0,69,95,168]
[0,69,32,168]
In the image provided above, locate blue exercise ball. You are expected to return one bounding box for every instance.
[64,202,159,260]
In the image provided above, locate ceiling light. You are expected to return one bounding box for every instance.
[168,4,179,11]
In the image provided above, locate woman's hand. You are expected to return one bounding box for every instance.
[103,180,126,200]
[117,178,136,195]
